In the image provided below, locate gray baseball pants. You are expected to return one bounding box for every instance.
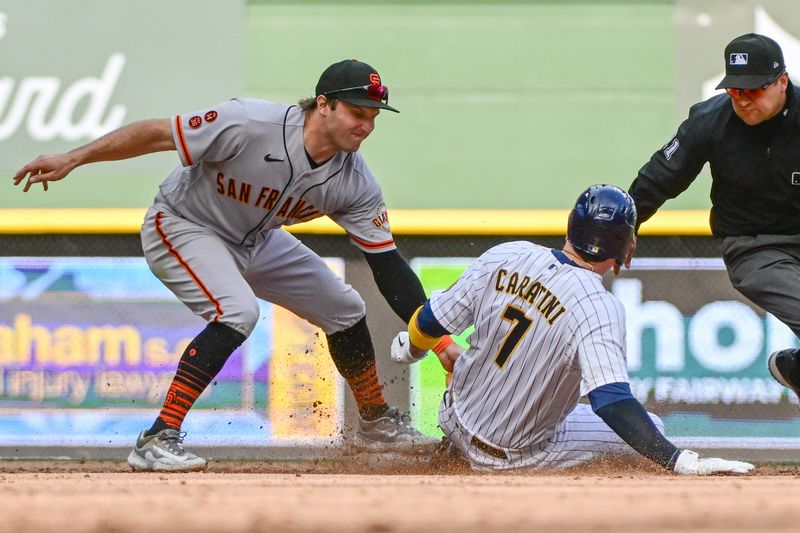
[140,207,366,337]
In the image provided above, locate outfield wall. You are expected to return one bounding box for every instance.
[3,0,674,208]
[3,1,800,459]
[3,0,799,212]
[2,232,800,459]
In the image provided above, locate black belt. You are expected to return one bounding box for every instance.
[470,435,508,460]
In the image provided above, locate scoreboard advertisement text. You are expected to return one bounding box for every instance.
[0,257,344,447]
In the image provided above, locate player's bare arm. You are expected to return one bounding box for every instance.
[13,118,174,192]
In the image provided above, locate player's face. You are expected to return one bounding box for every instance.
[327,101,379,152]
[727,72,788,126]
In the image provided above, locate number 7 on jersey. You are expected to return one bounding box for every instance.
[494,304,533,369]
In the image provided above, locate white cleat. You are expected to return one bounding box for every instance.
[352,406,439,454]
[127,429,207,472]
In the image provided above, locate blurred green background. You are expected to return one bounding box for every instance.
[4,0,713,210]
[246,1,677,209]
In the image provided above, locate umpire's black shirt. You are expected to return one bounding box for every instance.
[629,80,800,237]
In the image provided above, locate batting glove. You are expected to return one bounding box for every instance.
[390,331,426,364]
[672,449,754,475]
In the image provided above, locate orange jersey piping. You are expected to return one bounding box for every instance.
[174,115,193,166]
[349,235,395,250]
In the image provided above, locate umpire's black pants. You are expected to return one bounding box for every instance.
[721,233,800,338]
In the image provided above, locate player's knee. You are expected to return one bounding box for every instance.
[219,299,261,337]
[325,291,366,334]
[240,298,262,334]
[299,286,365,335]
[729,273,750,296]
[731,269,771,302]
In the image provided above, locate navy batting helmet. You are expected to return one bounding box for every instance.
[567,184,637,264]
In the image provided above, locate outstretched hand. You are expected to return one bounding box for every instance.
[13,153,77,192]
[673,449,754,475]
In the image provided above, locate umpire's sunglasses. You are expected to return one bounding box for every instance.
[725,71,784,99]
[324,83,390,104]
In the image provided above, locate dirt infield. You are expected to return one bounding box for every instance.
[0,458,798,532]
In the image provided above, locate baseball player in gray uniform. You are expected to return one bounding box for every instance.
[14,59,459,471]
[392,185,754,475]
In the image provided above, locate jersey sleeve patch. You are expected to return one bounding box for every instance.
[173,100,247,165]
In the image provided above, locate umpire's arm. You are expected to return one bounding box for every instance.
[628,111,710,229]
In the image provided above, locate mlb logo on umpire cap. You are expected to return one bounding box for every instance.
[730,53,748,65]
[717,34,785,90]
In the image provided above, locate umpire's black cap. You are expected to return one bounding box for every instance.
[715,33,785,90]
[316,59,399,113]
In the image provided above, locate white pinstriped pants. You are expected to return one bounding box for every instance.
[439,392,665,472]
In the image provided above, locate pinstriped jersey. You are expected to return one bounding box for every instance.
[430,241,630,450]
[153,98,395,252]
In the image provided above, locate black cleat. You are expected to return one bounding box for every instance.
[768,349,800,400]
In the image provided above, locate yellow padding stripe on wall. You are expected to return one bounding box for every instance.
[0,208,712,236]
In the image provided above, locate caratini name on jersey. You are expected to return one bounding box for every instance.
[494,268,566,325]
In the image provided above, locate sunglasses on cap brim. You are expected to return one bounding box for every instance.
[323,83,389,104]
[725,71,785,99]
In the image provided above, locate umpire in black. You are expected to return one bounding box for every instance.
[628,33,800,399]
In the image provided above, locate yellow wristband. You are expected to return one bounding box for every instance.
[408,306,441,351]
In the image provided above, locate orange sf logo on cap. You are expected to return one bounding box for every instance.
[369,73,381,85]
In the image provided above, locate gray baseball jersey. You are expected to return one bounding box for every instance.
[430,241,631,452]
[139,98,394,338]
[155,98,395,252]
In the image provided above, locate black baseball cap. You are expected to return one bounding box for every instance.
[315,59,399,113]
[715,33,785,90]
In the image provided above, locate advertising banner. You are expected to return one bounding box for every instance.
[0,0,243,208]
[411,257,800,448]
[0,257,344,447]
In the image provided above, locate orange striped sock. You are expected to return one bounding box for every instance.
[156,362,212,431]
[347,362,388,420]
[145,323,246,437]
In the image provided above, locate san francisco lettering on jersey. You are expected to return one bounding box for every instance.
[494,268,566,325]
[215,172,320,221]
